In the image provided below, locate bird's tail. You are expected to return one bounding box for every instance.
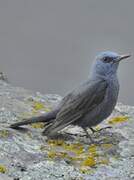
[42,123,57,137]
[10,109,58,128]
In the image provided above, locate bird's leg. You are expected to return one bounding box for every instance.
[90,127,97,133]
[83,127,95,144]
[64,131,95,142]
[83,128,105,145]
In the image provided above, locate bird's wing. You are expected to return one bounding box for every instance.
[44,79,107,135]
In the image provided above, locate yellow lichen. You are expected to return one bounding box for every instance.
[108,116,128,125]
[88,144,97,155]
[48,151,57,158]
[0,130,9,138]
[80,167,94,174]
[88,144,99,159]
[47,141,84,155]
[79,144,98,168]
[55,152,68,158]
[101,143,113,149]
[0,165,7,173]
[48,151,68,159]
[31,123,44,129]
[98,158,109,165]
[63,143,84,155]
[33,101,45,110]
[68,155,84,161]
[81,156,96,167]
[46,139,110,173]
[47,139,65,146]
[32,101,51,112]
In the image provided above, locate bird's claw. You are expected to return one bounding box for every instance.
[90,126,112,134]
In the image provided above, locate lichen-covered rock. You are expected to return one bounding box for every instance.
[0,80,134,180]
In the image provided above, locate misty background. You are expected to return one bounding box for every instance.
[0,0,134,105]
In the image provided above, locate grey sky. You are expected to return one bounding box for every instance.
[0,0,134,105]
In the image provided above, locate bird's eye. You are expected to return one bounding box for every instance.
[102,57,112,63]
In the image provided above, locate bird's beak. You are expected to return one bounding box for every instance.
[119,54,131,61]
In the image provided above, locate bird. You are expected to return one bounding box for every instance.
[10,51,131,141]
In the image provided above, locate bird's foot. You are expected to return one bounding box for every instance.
[83,128,97,144]
[83,127,112,145]
[90,126,112,134]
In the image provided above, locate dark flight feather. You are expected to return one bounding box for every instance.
[43,79,107,136]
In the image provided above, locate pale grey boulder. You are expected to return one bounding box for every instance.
[0,80,134,180]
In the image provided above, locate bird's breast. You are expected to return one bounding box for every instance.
[75,77,120,128]
[104,77,119,114]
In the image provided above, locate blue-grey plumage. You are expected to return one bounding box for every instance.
[10,51,131,138]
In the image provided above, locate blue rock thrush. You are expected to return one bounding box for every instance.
[10,51,131,140]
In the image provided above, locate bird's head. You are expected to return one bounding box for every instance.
[91,51,131,79]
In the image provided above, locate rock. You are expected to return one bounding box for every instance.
[0,174,13,180]
[0,72,8,82]
[0,80,134,180]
